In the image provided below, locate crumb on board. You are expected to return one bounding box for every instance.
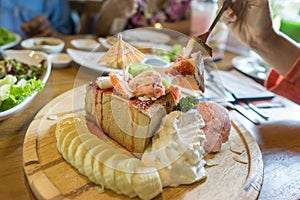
[230,144,245,154]
[48,115,58,120]
[233,152,248,164]
[205,159,220,167]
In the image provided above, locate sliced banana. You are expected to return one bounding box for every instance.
[56,117,77,152]
[115,158,144,198]
[132,167,162,200]
[67,135,83,166]
[102,153,130,194]
[60,129,78,159]
[83,143,108,184]
[74,137,102,175]
[64,134,92,165]
[93,148,119,187]
[55,116,163,200]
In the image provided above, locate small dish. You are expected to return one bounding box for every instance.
[49,53,72,68]
[70,39,100,51]
[21,37,65,54]
[141,56,169,75]
[0,50,51,120]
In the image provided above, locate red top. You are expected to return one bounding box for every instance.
[264,55,300,104]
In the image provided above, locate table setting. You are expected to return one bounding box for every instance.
[0,18,300,200]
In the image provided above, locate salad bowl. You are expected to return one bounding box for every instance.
[0,50,51,120]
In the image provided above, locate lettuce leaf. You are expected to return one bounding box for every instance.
[0,75,17,86]
[0,77,44,112]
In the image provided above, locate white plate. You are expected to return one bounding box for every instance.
[98,37,172,51]
[122,28,171,44]
[129,41,172,51]
[0,33,21,50]
[67,48,121,74]
[21,37,65,54]
[70,39,100,51]
[99,28,171,50]
[98,37,112,49]
[232,56,271,82]
[0,50,52,120]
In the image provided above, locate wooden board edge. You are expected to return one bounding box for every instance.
[231,118,264,199]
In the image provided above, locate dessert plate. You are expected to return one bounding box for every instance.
[23,85,263,200]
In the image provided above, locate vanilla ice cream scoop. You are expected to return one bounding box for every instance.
[142,109,207,187]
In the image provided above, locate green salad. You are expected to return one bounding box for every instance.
[0,57,46,112]
[0,57,46,80]
[152,44,183,63]
[0,27,16,46]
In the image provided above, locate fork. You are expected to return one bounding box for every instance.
[202,63,264,124]
[193,0,232,57]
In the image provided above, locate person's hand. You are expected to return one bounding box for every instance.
[220,0,275,49]
[220,0,300,75]
[21,15,60,37]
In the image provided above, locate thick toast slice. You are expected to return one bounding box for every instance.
[85,82,176,153]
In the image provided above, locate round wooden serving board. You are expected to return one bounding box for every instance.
[23,86,263,200]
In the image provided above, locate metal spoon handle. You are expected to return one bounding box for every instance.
[198,0,232,42]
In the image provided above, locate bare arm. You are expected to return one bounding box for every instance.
[221,0,300,75]
[253,29,300,75]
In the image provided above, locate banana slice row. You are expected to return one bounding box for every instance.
[55,116,162,200]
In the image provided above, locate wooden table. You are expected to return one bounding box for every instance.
[0,35,299,200]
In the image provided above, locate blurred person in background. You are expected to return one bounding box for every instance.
[0,0,74,37]
[221,0,300,104]
[94,0,191,36]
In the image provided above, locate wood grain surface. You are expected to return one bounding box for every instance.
[1,35,299,200]
[23,86,263,200]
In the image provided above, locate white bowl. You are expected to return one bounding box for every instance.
[21,37,65,54]
[49,53,72,68]
[141,56,169,75]
[0,50,51,120]
[70,39,100,51]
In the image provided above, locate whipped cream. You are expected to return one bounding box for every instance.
[141,109,207,187]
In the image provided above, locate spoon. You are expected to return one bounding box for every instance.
[193,0,232,57]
